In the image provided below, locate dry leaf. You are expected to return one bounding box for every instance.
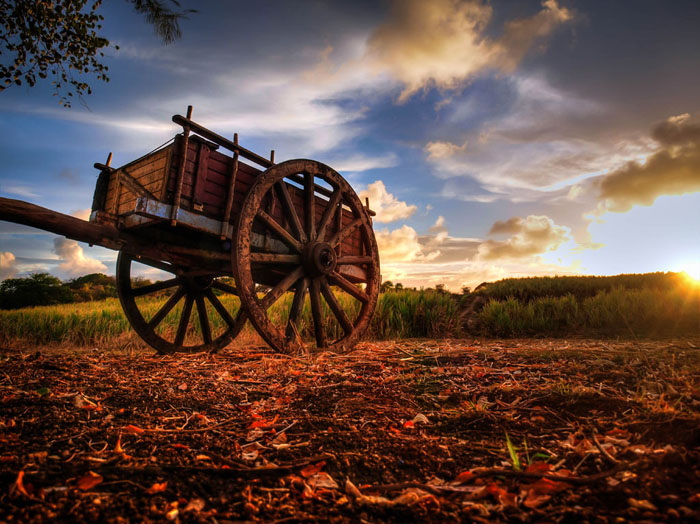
[77,471,103,491]
[300,461,326,478]
[123,424,145,435]
[184,498,205,512]
[146,481,167,494]
[412,413,429,424]
[10,470,30,497]
[628,498,658,511]
[454,471,474,484]
[307,471,339,489]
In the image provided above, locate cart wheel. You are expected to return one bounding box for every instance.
[116,252,246,353]
[234,159,380,353]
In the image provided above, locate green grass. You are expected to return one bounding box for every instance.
[476,286,700,337]
[2,273,698,347]
[0,289,461,347]
[474,272,683,302]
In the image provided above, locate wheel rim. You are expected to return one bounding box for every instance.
[116,252,245,353]
[234,159,380,353]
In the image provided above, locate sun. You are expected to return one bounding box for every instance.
[677,259,700,285]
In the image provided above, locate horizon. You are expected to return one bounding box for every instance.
[1,0,699,291]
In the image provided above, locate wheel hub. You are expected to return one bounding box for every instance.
[182,275,213,293]
[303,241,337,277]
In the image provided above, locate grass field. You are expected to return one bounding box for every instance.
[1,272,697,347]
[0,289,460,348]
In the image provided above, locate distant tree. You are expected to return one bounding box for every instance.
[435,283,446,294]
[394,282,403,291]
[67,272,116,301]
[0,0,194,106]
[461,285,471,295]
[380,280,394,293]
[0,273,73,309]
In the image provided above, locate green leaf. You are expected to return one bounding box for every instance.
[505,431,521,471]
[35,387,50,397]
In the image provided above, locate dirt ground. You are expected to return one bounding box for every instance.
[1,338,700,523]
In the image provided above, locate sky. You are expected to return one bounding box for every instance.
[1,0,699,290]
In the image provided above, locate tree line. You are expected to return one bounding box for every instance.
[0,272,124,309]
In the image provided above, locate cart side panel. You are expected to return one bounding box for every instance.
[105,147,173,216]
[165,135,262,221]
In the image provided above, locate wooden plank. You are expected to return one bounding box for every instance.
[192,142,210,209]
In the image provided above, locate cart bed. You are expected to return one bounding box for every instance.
[94,134,364,257]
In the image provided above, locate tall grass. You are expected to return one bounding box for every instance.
[476,272,682,302]
[477,286,700,337]
[0,289,461,348]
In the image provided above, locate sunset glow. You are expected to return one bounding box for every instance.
[1,1,699,289]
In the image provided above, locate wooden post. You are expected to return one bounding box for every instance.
[270,150,275,163]
[171,105,193,226]
[106,152,113,167]
[220,133,239,239]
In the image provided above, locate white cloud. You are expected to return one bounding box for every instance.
[0,252,18,280]
[358,180,417,223]
[53,238,107,277]
[0,182,40,199]
[330,153,399,173]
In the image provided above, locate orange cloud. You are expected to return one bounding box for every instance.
[0,252,17,280]
[367,0,572,101]
[478,215,571,260]
[597,114,700,213]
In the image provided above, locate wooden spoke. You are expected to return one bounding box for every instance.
[250,253,302,264]
[316,188,342,241]
[305,172,315,240]
[320,277,353,335]
[131,255,178,274]
[211,280,238,296]
[285,277,308,340]
[233,159,380,354]
[174,295,194,347]
[260,266,305,310]
[147,287,185,329]
[330,217,362,248]
[309,278,327,348]
[196,295,212,344]
[117,251,244,354]
[205,289,236,327]
[130,278,179,297]
[329,271,370,303]
[275,182,307,243]
[336,256,373,266]
[257,209,303,252]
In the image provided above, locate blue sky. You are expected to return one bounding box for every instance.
[1,0,699,289]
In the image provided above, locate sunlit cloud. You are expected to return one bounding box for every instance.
[477,215,571,261]
[358,180,417,223]
[367,0,572,102]
[595,114,700,213]
[0,252,18,280]
[53,238,107,278]
[70,209,92,221]
[424,74,654,199]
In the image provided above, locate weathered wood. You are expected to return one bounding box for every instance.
[171,105,193,225]
[220,133,239,239]
[191,142,210,211]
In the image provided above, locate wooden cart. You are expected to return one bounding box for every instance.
[0,107,380,354]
